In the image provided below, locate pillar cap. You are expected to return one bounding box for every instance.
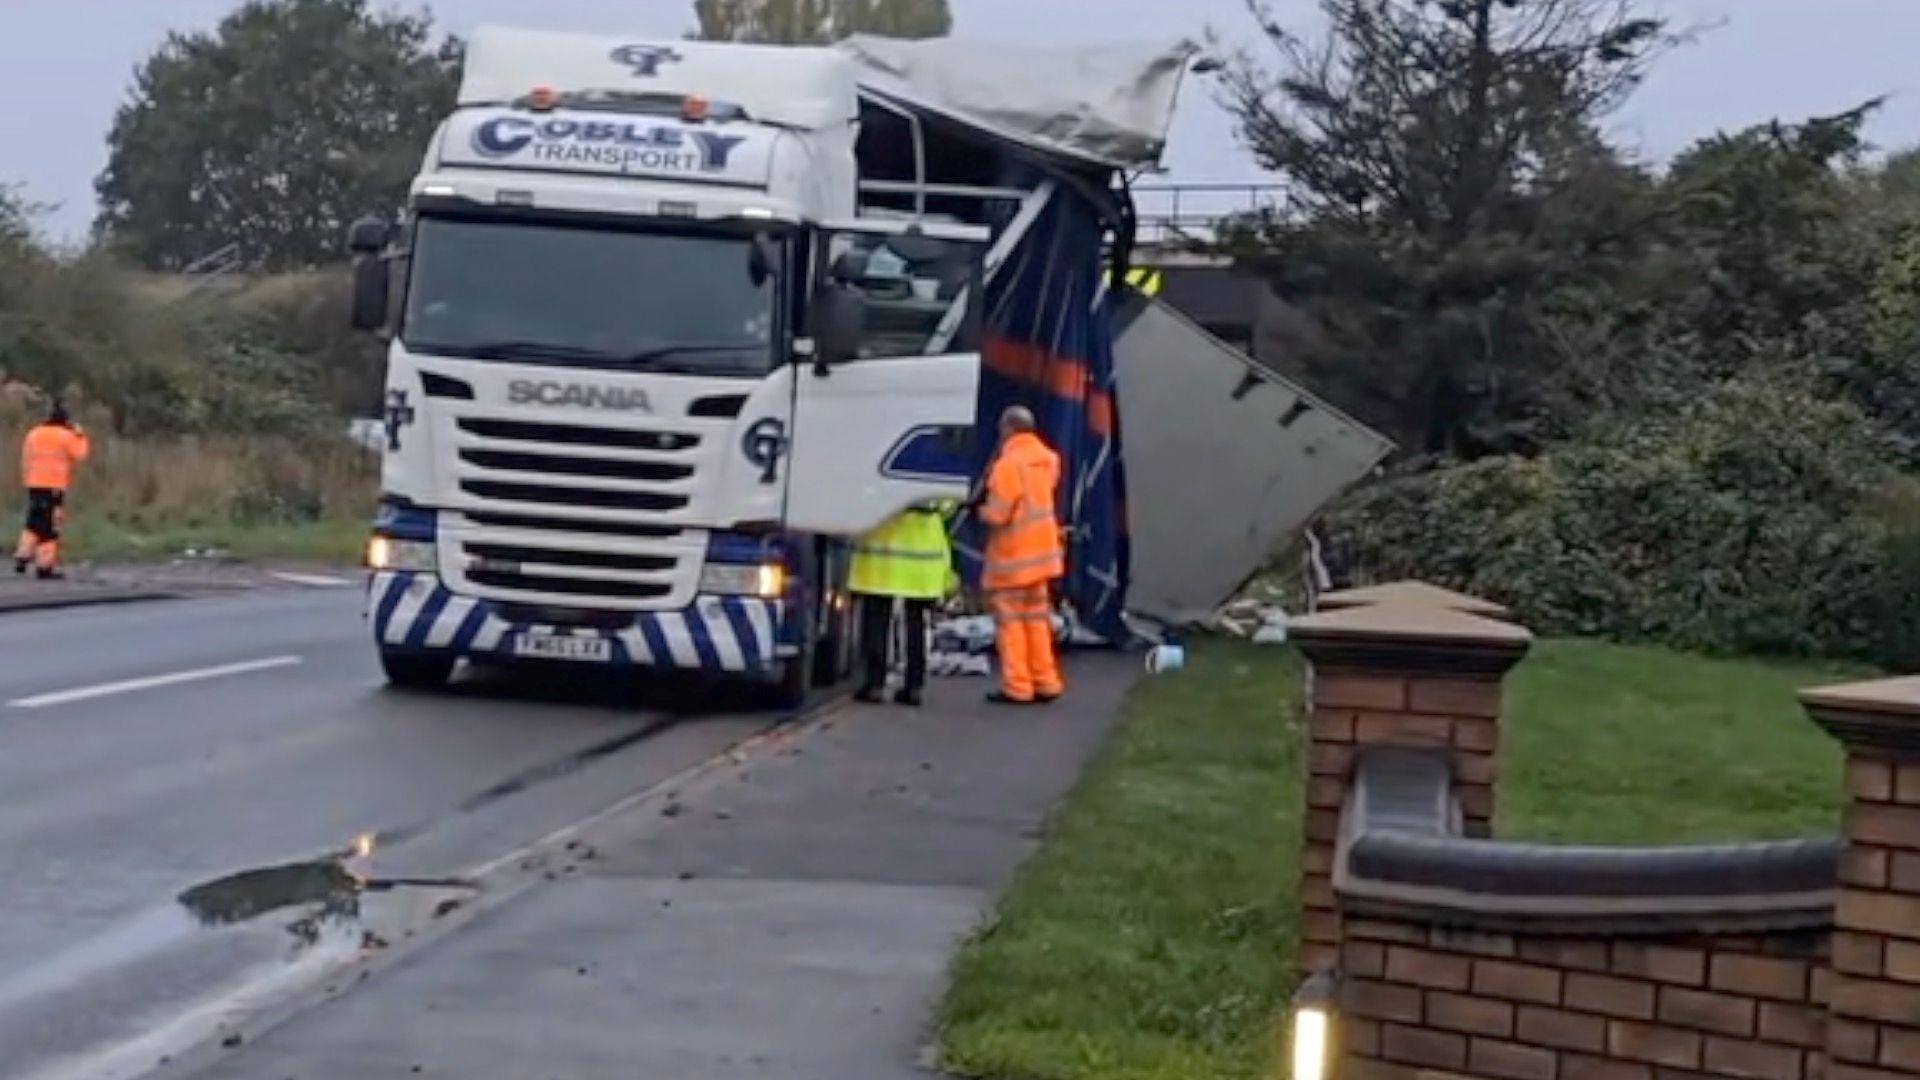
[1800,676,1920,759]
[1318,580,1510,618]
[1291,601,1532,676]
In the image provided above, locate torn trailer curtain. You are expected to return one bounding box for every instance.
[951,171,1131,643]
[840,36,1197,642]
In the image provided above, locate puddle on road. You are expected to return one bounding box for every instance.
[177,859,364,947]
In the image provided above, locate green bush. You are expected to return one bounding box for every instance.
[1329,376,1919,662]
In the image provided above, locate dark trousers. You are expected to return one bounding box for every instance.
[858,594,930,693]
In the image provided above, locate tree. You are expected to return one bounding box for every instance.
[691,0,950,45]
[1217,0,1673,454]
[95,0,460,271]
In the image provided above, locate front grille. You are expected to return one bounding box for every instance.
[467,570,673,599]
[456,418,698,452]
[459,449,694,483]
[465,542,674,573]
[463,511,681,539]
[446,403,719,610]
[461,480,689,513]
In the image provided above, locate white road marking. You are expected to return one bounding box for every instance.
[271,571,353,588]
[9,655,304,708]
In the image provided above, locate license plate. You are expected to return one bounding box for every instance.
[511,634,612,663]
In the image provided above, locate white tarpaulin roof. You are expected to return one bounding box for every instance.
[837,35,1196,170]
[459,27,859,132]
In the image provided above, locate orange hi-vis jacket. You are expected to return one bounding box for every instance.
[21,423,90,491]
[979,431,1065,591]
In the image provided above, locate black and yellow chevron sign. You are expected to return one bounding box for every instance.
[1108,266,1165,296]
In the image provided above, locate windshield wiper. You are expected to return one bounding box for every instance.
[622,343,762,365]
[451,340,623,363]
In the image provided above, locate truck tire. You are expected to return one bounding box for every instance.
[812,541,854,687]
[764,541,822,711]
[380,649,456,691]
[768,611,814,711]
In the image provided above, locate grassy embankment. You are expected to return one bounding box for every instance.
[0,393,373,564]
[937,637,1867,1080]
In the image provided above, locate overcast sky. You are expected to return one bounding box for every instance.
[5,0,1919,240]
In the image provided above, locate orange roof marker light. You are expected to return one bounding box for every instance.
[527,86,559,111]
[682,95,711,122]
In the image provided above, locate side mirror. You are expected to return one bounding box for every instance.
[748,234,779,288]
[350,254,390,333]
[347,216,390,256]
[811,283,864,373]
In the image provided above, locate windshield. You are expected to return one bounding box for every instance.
[402,216,780,376]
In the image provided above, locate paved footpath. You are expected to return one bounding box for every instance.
[190,653,1136,1080]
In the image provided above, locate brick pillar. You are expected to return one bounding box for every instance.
[1289,585,1532,978]
[1800,677,1920,1080]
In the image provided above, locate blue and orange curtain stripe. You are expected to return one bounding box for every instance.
[956,170,1130,640]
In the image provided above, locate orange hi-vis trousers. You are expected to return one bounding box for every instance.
[991,583,1063,702]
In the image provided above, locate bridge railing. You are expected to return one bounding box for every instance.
[1130,182,1286,246]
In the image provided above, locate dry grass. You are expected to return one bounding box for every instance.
[0,389,374,561]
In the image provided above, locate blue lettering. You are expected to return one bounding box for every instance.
[581,122,619,142]
[652,127,683,148]
[688,132,748,171]
[472,117,535,157]
[540,120,579,139]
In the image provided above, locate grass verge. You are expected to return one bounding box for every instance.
[67,514,366,564]
[937,637,1864,1080]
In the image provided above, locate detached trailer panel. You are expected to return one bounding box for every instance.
[1112,293,1394,627]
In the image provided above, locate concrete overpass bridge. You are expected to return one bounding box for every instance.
[1121,182,1284,357]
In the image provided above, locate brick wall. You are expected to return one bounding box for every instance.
[1294,588,1532,978]
[1803,680,1920,1080]
[1337,916,1831,1080]
[1287,582,1920,1080]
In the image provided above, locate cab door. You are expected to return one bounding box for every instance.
[783,221,987,536]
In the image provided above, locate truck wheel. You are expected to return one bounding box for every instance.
[766,541,824,710]
[766,602,817,710]
[380,649,455,691]
[812,543,854,687]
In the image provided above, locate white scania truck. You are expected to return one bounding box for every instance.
[351,29,1064,703]
[351,27,1391,703]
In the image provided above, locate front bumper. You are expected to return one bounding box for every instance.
[368,571,788,673]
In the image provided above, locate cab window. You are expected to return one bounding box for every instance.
[817,229,983,360]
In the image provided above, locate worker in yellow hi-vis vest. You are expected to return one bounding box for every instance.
[849,501,956,707]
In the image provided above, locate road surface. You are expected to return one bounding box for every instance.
[0,585,782,1079]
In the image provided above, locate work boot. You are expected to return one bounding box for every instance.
[1035,692,1061,705]
[854,685,885,704]
[13,558,25,575]
[35,568,64,581]
[895,687,923,708]
[985,690,1036,706]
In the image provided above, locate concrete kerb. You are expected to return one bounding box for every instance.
[0,587,183,614]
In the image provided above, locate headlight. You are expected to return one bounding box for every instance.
[367,535,437,572]
[700,561,785,598]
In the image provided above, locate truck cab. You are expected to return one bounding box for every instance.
[352,30,984,703]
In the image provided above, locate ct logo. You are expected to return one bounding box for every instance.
[742,418,788,485]
[610,44,683,77]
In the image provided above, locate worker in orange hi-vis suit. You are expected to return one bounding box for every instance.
[976,405,1066,706]
[14,401,90,580]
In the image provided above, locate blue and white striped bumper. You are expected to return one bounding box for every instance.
[367,571,785,673]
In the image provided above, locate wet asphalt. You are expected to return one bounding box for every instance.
[0,586,776,1079]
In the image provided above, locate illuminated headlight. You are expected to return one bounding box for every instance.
[700,562,785,598]
[367,536,437,573]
